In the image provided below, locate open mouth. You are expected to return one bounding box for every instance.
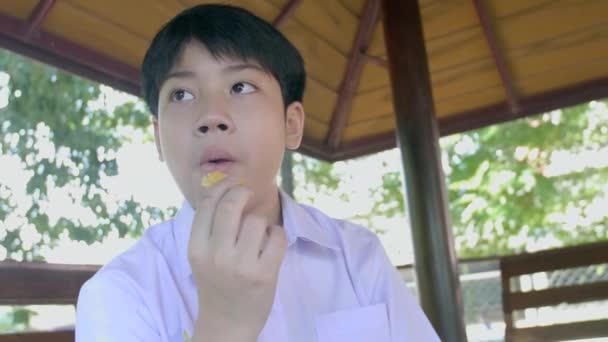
[201,158,235,172]
[208,158,231,164]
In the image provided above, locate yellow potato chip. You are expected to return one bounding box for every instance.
[201,171,246,187]
[201,171,227,187]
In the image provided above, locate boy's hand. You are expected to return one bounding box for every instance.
[188,177,287,341]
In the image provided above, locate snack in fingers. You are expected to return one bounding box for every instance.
[201,171,227,187]
[201,171,246,187]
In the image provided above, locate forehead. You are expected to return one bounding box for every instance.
[171,40,263,73]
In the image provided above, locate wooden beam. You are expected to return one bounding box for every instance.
[500,240,608,277]
[512,319,608,342]
[472,0,520,114]
[330,76,608,162]
[509,282,608,311]
[439,77,608,137]
[24,0,56,40]
[329,131,397,161]
[0,260,98,305]
[0,330,73,342]
[0,12,141,96]
[326,0,381,149]
[381,0,466,340]
[362,53,388,68]
[272,0,303,28]
[297,136,335,161]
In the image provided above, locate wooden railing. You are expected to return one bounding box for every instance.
[0,261,99,341]
[501,241,608,342]
[1,241,607,341]
[0,331,74,342]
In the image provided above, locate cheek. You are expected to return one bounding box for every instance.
[158,119,190,161]
[254,127,285,173]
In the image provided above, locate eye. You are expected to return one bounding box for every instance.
[231,82,256,95]
[170,89,194,102]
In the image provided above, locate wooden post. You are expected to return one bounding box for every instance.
[381,0,467,340]
[281,150,294,197]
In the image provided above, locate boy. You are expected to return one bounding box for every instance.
[75,4,439,341]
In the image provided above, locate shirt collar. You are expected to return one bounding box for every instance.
[174,189,341,279]
[278,190,341,252]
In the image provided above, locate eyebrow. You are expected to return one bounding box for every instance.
[163,70,196,83]
[162,63,266,84]
[222,63,265,74]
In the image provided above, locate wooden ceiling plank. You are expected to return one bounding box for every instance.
[265,0,359,56]
[517,58,608,97]
[24,0,55,39]
[272,0,303,28]
[472,0,519,114]
[0,12,141,95]
[350,61,503,123]
[335,75,608,161]
[326,0,381,149]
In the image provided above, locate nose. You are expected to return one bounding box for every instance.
[198,120,230,134]
[195,101,235,135]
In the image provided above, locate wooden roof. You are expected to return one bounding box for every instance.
[1,0,607,161]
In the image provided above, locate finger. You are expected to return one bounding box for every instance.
[259,225,287,267]
[210,185,252,251]
[235,215,268,259]
[190,174,238,248]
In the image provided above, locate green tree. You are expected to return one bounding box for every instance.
[443,101,608,257]
[0,49,174,262]
[292,100,608,258]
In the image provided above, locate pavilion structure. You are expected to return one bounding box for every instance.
[1,1,608,341]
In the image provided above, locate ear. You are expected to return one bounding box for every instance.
[284,101,305,150]
[152,117,164,161]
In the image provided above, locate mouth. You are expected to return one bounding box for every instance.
[200,150,237,172]
[202,159,234,173]
[201,159,235,172]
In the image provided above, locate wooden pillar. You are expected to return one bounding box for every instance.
[281,150,294,197]
[381,0,467,341]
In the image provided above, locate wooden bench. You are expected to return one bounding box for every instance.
[0,260,98,342]
[500,241,608,342]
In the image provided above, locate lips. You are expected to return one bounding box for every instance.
[200,148,236,173]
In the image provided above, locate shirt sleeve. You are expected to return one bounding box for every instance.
[75,270,160,341]
[354,232,441,342]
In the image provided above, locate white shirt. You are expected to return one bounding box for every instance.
[76,191,439,341]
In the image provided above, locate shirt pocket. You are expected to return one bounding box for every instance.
[314,303,390,342]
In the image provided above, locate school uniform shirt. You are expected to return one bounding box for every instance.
[76,190,439,341]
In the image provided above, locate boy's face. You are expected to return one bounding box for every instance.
[153,41,304,208]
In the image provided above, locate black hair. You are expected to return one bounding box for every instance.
[141,4,306,116]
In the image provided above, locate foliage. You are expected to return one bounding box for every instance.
[292,101,608,258]
[0,50,173,261]
[442,101,608,257]
[0,307,36,333]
